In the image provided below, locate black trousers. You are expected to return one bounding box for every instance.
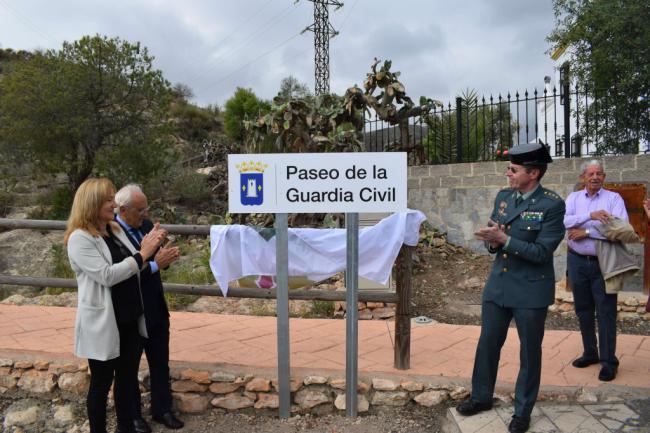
[135,320,173,417]
[87,321,142,433]
[470,301,548,419]
[567,252,619,367]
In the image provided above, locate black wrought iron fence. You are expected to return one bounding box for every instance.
[364,85,650,166]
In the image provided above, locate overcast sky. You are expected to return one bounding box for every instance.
[0,0,559,108]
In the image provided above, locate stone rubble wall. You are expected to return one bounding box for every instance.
[408,155,650,290]
[0,354,613,431]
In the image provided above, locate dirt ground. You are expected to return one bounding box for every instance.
[409,234,650,336]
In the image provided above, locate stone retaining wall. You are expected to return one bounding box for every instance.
[1,353,620,431]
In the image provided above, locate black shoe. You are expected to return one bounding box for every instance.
[571,356,599,368]
[133,417,152,433]
[456,399,493,416]
[598,365,617,381]
[153,412,184,429]
[115,426,135,433]
[508,416,530,433]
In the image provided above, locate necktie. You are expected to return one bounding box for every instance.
[130,228,142,244]
[515,195,523,206]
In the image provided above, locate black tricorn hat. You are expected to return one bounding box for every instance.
[508,142,553,165]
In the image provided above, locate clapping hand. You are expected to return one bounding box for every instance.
[140,223,166,260]
[154,246,181,269]
[474,219,508,247]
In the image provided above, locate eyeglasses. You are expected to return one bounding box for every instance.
[127,205,149,214]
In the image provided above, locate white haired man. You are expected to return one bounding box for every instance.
[115,184,183,431]
[564,160,628,382]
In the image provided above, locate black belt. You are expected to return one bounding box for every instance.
[568,248,597,261]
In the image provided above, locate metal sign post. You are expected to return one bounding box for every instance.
[275,213,290,419]
[345,212,359,417]
[227,152,407,420]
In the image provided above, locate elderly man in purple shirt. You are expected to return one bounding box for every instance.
[564,159,628,381]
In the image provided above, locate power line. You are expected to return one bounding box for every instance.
[0,0,53,46]
[186,2,299,85]
[197,31,304,96]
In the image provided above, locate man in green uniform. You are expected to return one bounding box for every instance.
[456,143,566,433]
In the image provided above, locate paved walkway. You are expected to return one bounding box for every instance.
[1,304,650,432]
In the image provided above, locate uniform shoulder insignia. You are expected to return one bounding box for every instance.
[542,189,562,201]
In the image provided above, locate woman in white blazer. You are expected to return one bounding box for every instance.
[64,178,164,433]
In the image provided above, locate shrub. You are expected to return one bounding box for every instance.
[45,244,76,295]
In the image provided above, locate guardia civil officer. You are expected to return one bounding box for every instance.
[456,143,566,433]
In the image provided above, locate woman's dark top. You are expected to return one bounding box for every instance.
[102,226,144,324]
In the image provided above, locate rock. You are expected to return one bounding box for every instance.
[372,378,399,391]
[294,389,331,409]
[17,369,57,393]
[367,302,385,309]
[210,372,236,382]
[449,386,470,400]
[245,377,271,392]
[333,394,369,412]
[359,309,374,320]
[371,391,409,406]
[558,303,574,313]
[3,405,40,428]
[0,358,13,367]
[209,381,243,394]
[53,405,75,424]
[357,381,371,394]
[196,166,217,175]
[623,297,639,307]
[171,380,208,393]
[432,237,446,248]
[328,378,346,390]
[271,377,302,392]
[211,393,255,410]
[576,388,598,403]
[400,381,424,392]
[254,393,279,409]
[414,390,448,407]
[303,376,327,385]
[173,393,210,413]
[58,371,90,395]
[14,360,34,369]
[619,312,637,320]
[33,360,50,371]
[49,362,85,374]
[180,369,210,384]
[0,229,62,295]
[372,307,395,319]
[334,301,346,311]
[457,276,482,290]
[621,306,637,312]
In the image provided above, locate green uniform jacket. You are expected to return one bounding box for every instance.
[483,185,566,308]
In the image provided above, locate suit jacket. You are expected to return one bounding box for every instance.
[68,227,141,361]
[117,218,170,330]
[483,185,566,308]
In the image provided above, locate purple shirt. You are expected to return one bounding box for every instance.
[564,188,628,256]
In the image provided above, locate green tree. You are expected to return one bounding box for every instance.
[223,87,269,141]
[0,35,172,191]
[547,0,650,153]
[275,75,312,103]
[423,89,515,164]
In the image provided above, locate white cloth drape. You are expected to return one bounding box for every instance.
[209,210,426,296]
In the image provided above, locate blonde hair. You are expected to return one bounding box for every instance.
[63,178,121,245]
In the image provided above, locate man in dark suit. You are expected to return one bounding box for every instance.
[115,184,183,431]
[456,143,566,433]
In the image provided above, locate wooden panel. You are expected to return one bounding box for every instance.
[604,183,649,294]
[603,183,647,239]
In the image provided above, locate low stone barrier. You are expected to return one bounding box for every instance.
[0,355,631,431]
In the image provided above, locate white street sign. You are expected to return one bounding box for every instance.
[228,152,407,214]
